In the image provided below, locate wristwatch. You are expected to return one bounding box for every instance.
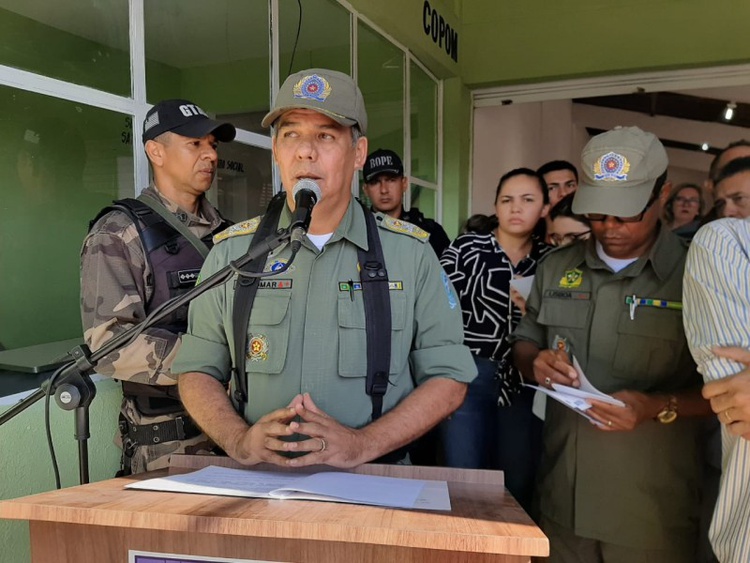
[656,395,678,424]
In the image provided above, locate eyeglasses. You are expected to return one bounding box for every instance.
[549,231,591,246]
[674,196,700,206]
[584,191,660,224]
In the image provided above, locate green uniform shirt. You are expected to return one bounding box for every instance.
[173,199,476,430]
[511,226,702,549]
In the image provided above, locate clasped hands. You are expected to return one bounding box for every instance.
[533,348,657,432]
[228,392,370,468]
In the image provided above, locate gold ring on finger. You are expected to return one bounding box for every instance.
[319,438,327,452]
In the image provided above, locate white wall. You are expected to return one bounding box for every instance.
[471,100,576,214]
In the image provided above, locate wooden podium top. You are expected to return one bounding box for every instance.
[0,455,548,559]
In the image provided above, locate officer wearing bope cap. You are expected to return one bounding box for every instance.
[511,126,711,561]
[173,69,476,468]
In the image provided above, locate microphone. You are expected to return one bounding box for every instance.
[289,179,322,251]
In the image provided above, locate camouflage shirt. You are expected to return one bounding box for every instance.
[80,184,225,384]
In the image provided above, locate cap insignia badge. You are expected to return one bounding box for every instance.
[293,74,332,102]
[559,268,583,289]
[248,334,269,362]
[594,152,630,181]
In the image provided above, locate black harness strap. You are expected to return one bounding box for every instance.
[356,202,392,421]
[231,192,287,412]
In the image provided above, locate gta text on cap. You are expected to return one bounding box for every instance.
[422,1,459,63]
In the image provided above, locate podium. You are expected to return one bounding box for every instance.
[0,455,548,562]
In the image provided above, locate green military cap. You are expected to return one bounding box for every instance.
[573,126,668,217]
[261,68,368,134]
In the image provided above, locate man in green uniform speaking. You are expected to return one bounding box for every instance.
[511,127,711,561]
[172,68,476,469]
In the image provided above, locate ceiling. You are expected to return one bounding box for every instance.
[574,88,750,155]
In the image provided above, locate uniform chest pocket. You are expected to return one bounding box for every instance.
[337,292,406,377]
[246,293,292,375]
[537,298,591,351]
[613,308,686,384]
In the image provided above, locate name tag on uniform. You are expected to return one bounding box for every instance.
[258,279,293,290]
[544,289,591,300]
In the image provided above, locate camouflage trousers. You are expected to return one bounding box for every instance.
[116,396,215,475]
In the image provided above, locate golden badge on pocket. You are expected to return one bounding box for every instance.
[247,334,269,361]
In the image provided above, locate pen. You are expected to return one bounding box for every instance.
[625,294,682,320]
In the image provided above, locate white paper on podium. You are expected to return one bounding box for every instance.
[126,465,451,511]
[525,355,625,427]
[509,275,535,301]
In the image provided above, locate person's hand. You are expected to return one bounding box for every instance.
[509,287,527,315]
[587,390,658,432]
[228,402,300,465]
[703,346,750,440]
[533,349,579,388]
[280,393,368,468]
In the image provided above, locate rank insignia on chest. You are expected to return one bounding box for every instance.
[553,334,569,353]
[559,268,583,289]
[247,334,269,361]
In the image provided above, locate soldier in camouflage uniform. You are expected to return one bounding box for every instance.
[80,99,236,474]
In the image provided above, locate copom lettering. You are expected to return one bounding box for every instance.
[422,1,459,62]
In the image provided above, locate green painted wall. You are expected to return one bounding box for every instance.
[0,379,122,563]
[460,0,750,87]
[442,77,472,237]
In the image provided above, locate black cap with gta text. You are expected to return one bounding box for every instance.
[142,99,236,143]
[363,149,404,183]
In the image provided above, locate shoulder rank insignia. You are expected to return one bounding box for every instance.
[380,215,429,241]
[213,216,261,244]
[559,268,583,289]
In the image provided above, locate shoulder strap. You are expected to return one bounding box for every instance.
[137,192,210,258]
[357,202,392,421]
[231,191,287,412]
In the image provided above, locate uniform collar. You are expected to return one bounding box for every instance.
[334,198,369,250]
[581,223,684,280]
[282,197,369,251]
[143,183,223,229]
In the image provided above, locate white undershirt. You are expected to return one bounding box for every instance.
[595,241,638,273]
[307,232,333,251]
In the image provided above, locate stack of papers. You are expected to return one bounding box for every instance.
[526,356,625,427]
[126,465,451,511]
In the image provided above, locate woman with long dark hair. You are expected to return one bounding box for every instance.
[440,167,552,516]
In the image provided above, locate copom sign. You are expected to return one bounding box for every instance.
[422,1,458,63]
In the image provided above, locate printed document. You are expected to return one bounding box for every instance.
[126,465,451,510]
[526,356,625,427]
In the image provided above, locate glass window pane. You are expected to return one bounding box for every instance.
[214,139,274,222]
[0,87,134,349]
[0,0,130,95]
[358,22,404,157]
[410,62,438,183]
[145,0,270,135]
[279,0,350,81]
[410,185,437,220]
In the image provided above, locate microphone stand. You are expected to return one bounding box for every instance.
[0,226,295,485]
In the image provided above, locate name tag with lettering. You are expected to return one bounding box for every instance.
[544,289,591,300]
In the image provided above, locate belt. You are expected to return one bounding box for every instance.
[119,415,201,446]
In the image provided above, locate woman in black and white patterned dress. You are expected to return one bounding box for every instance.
[440,167,552,517]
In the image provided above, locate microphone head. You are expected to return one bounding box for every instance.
[292,179,322,203]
